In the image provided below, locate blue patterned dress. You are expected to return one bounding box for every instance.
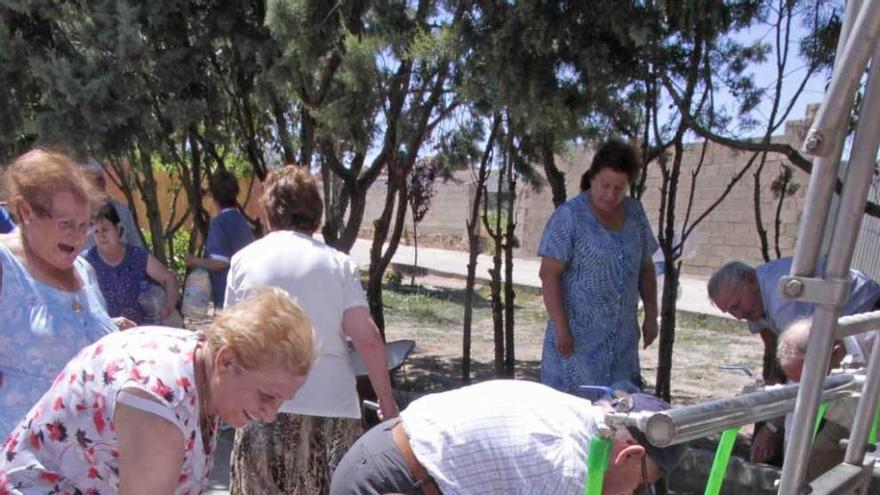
[85,245,150,324]
[0,243,116,437]
[538,194,658,392]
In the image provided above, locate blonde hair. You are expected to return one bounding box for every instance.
[205,287,314,376]
[261,165,323,233]
[4,149,96,222]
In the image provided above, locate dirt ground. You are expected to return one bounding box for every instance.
[382,274,764,407]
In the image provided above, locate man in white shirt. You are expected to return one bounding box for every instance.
[330,380,686,495]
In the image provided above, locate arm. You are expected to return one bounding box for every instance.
[115,390,185,495]
[639,258,659,348]
[539,256,574,358]
[146,254,179,319]
[759,328,785,384]
[751,328,785,463]
[185,256,229,273]
[343,306,399,420]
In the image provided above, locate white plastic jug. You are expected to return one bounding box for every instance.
[181,268,211,320]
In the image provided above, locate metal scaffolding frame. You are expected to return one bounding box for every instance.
[591,2,880,493]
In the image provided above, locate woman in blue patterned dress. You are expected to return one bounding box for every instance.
[86,202,179,324]
[0,150,120,437]
[538,139,659,393]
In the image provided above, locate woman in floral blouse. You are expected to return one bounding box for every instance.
[0,287,314,495]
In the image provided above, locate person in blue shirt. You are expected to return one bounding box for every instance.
[0,203,15,233]
[187,170,255,311]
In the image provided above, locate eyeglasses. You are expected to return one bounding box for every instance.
[32,205,95,236]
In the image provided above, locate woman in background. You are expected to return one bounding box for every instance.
[86,202,179,324]
[538,139,659,393]
[0,149,120,437]
[226,166,398,495]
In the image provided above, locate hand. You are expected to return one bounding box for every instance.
[750,424,778,463]
[112,317,137,331]
[185,255,199,268]
[556,330,575,358]
[642,316,658,349]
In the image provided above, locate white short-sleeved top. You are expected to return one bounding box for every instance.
[225,230,367,418]
[401,380,598,495]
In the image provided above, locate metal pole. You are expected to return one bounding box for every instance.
[845,332,880,463]
[639,375,858,447]
[779,6,880,490]
[841,56,880,454]
[836,311,880,340]
[792,0,867,274]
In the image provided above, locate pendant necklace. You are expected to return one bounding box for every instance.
[72,292,83,313]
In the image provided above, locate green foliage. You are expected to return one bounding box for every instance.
[141,227,191,282]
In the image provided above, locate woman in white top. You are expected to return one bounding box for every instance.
[225,165,398,495]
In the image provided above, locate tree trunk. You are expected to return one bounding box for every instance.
[136,147,167,264]
[540,132,567,208]
[503,164,518,377]
[655,260,679,402]
[462,116,500,384]
[484,166,505,377]
[655,134,685,402]
[410,213,418,287]
[366,172,409,337]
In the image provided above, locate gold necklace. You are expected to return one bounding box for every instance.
[72,292,83,313]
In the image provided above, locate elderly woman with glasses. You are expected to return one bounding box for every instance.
[0,149,125,437]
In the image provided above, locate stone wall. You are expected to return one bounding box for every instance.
[364,112,814,278]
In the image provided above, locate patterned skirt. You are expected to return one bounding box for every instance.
[229,413,363,495]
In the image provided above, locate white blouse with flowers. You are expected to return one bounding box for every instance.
[0,327,218,495]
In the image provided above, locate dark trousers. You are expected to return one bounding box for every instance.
[330,418,433,495]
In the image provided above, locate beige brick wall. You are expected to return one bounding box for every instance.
[360,116,814,278]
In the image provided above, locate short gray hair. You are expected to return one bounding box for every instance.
[707,261,755,302]
[777,319,811,367]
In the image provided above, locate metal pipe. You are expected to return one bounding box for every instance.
[605,374,859,447]
[836,311,880,340]
[780,33,880,493]
[779,2,880,493]
[845,334,880,464]
[802,0,880,159]
[791,0,868,275]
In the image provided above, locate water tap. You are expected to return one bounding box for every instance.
[719,364,765,393]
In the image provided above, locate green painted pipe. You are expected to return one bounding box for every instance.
[813,402,829,440]
[703,427,739,495]
[585,435,612,495]
[869,407,880,444]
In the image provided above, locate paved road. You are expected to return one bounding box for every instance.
[347,238,730,319]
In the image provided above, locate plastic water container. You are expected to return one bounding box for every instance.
[138,281,166,325]
[181,268,211,320]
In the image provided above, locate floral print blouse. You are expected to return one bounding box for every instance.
[0,327,217,495]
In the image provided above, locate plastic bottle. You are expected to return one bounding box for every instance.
[138,281,166,325]
[181,268,211,321]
